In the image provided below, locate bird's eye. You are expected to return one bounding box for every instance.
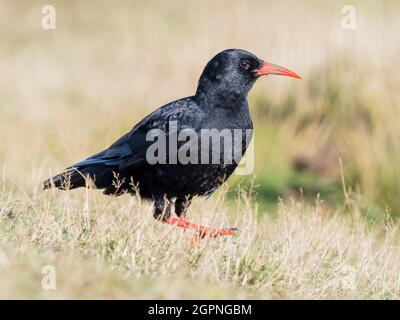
[239,59,251,70]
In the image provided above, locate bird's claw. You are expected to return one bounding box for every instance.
[163,217,239,243]
[196,226,239,238]
[189,227,238,245]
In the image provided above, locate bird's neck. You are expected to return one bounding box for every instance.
[195,87,249,111]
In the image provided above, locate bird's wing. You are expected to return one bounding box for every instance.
[73,97,205,171]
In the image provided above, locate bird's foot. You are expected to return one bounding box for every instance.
[162,217,238,240]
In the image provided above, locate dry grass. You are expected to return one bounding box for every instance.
[1,177,400,299]
[1,0,400,299]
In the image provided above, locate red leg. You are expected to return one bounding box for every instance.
[162,217,237,238]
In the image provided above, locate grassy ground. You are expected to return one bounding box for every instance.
[1,0,400,298]
[1,182,400,299]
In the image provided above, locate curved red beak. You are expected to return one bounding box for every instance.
[254,61,301,79]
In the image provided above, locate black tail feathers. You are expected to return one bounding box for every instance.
[43,149,131,194]
[43,167,93,190]
[43,164,126,195]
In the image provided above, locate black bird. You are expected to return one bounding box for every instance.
[44,49,300,238]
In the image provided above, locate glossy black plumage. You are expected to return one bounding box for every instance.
[44,49,264,219]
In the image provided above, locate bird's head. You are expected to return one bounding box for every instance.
[196,48,301,100]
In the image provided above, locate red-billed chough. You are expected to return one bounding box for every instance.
[44,49,300,239]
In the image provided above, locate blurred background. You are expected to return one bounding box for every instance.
[1,0,399,219]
